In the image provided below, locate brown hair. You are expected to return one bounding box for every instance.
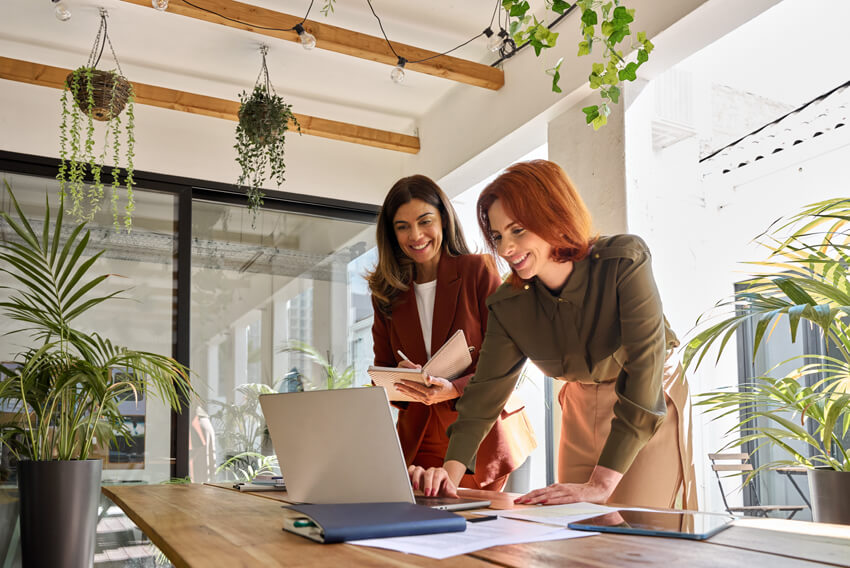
[368,175,470,315]
[477,159,595,287]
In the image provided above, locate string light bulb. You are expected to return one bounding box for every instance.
[484,28,505,53]
[390,57,406,84]
[52,0,71,21]
[152,0,168,10]
[293,23,316,50]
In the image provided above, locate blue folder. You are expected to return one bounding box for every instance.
[283,502,467,543]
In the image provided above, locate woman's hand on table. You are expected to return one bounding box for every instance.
[394,360,459,405]
[514,465,623,505]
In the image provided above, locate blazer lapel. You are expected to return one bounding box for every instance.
[431,254,461,352]
[392,287,428,365]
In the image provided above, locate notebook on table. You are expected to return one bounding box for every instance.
[367,329,473,402]
[282,502,466,543]
[258,387,490,512]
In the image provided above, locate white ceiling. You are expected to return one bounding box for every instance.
[1,0,545,135]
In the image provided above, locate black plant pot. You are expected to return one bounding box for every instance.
[808,466,850,525]
[18,459,102,567]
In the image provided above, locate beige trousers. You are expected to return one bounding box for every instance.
[557,359,697,509]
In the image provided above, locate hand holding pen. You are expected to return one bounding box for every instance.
[395,349,459,405]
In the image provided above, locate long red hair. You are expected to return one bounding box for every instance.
[477,159,595,287]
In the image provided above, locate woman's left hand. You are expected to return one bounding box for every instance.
[514,465,623,505]
[395,375,458,405]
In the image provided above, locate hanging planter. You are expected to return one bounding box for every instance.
[58,8,136,230]
[235,45,300,225]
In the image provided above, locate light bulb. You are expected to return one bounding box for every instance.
[152,0,168,10]
[53,0,71,21]
[299,30,316,50]
[293,24,316,50]
[486,29,504,53]
[390,57,407,84]
[390,65,405,84]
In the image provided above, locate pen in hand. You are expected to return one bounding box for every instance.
[396,349,412,364]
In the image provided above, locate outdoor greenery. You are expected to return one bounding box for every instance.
[279,340,355,390]
[235,82,300,225]
[58,66,136,230]
[503,0,653,129]
[0,183,192,462]
[685,198,850,475]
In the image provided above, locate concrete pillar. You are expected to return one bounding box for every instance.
[547,94,628,235]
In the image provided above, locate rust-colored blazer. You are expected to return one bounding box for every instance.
[371,253,536,488]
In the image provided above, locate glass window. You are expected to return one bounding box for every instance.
[0,172,177,484]
[189,200,376,482]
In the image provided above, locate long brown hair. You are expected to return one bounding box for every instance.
[368,175,470,315]
[477,159,595,287]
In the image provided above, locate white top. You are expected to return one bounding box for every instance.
[413,280,438,358]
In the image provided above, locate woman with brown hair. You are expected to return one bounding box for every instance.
[368,174,536,492]
[408,160,696,508]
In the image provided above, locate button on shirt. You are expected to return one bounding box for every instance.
[445,234,674,474]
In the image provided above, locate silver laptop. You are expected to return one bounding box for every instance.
[258,387,491,511]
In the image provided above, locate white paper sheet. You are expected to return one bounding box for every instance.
[484,502,625,527]
[347,517,597,560]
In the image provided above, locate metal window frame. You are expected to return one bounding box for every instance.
[0,150,378,478]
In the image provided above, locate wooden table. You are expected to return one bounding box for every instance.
[101,484,850,568]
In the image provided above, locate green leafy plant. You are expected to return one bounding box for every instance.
[501,0,653,129]
[235,47,300,225]
[58,11,136,230]
[278,340,355,390]
[216,451,279,482]
[685,198,850,474]
[209,382,276,460]
[0,182,193,462]
[320,0,336,16]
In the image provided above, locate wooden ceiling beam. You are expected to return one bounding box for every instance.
[0,56,420,154]
[119,0,504,91]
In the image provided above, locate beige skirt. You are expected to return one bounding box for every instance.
[557,357,697,509]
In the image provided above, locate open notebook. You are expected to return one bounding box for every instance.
[368,329,473,402]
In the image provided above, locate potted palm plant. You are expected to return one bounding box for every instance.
[685,197,850,525]
[0,182,193,567]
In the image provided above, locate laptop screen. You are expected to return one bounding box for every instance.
[259,388,416,504]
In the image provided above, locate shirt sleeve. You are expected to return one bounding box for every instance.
[597,239,668,473]
[445,305,526,473]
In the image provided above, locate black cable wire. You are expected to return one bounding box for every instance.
[171,0,572,72]
[179,0,314,32]
[365,0,491,65]
[488,0,499,29]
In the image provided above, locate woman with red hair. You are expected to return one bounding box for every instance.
[409,160,696,508]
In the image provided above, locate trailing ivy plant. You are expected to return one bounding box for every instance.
[235,47,300,225]
[58,67,135,230]
[57,10,136,230]
[501,0,653,130]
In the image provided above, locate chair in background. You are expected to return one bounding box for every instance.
[709,453,806,519]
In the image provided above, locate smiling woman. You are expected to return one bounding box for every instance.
[367,175,536,492]
[408,160,697,510]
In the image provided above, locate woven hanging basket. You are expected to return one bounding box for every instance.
[67,69,132,122]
